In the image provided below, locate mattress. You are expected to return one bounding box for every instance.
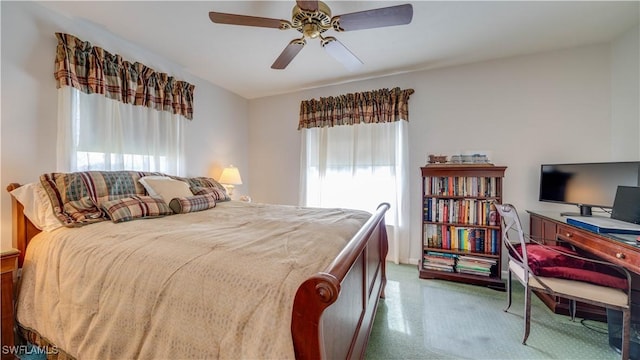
[16,201,370,359]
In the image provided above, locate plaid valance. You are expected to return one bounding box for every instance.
[298,87,414,129]
[54,33,195,120]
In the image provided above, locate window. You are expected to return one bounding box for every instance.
[300,120,409,263]
[298,87,413,263]
[53,33,193,175]
[57,84,185,174]
[301,121,406,216]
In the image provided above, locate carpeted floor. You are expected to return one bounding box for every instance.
[365,262,627,360]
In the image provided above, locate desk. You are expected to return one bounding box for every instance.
[528,211,640,320]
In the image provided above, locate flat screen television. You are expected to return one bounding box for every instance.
[538,161,640,216]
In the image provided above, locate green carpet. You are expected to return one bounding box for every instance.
[366,263,622,360]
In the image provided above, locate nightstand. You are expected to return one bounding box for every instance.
[1,249,19,360]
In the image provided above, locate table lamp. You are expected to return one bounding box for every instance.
[219,165,243,196]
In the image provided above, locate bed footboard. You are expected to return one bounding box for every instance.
[291,203,390,360]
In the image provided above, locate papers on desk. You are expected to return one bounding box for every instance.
[566,216,640,235]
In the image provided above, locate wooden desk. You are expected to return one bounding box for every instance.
[528,211,640,321]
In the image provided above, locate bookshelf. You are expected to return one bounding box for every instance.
[420,164,507,290]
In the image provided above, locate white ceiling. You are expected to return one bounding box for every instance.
[39,1,639,99]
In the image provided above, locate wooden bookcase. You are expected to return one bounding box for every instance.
[419,164,506,290]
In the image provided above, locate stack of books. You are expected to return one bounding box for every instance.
[456,255,497,277]
[422,251,457,273]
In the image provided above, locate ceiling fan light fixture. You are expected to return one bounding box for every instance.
[303,23,320,38]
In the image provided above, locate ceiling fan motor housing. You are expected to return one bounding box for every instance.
[292,1,333,38]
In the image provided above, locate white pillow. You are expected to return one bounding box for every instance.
[10,182,63,231]
[138,176,193,204]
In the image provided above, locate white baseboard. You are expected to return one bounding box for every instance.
[387,257,420,265]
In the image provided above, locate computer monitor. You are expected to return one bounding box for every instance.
[539,161,640,216]
[611,186,640,225]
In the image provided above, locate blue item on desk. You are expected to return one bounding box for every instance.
[566,216,640,235]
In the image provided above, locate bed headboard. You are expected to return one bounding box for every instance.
[6,183,41,268]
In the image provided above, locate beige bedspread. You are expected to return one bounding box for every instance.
[16,201,371,359]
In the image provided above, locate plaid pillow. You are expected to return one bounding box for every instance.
[191,186,229,201]
[169,194,217,214]
[40,171,225,226]
[40,171,160,226]
[102,195,173,223]
[170,175,230,202]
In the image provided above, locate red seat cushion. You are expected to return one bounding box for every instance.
[511,244,628,290]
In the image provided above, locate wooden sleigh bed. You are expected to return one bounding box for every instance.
[7,179,389,360]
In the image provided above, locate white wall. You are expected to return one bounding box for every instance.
[0,2,249,250]
[611,25,640,159]
[249,40,639,264]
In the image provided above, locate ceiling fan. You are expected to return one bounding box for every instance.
[208,1,413,70]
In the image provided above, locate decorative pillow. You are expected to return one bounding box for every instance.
[10,182,63,231]
[169,194,217,214]
[102,195,173,223]
[513,244,628,290]
[40,171,158,226]
[172,176,231,202]
[191,186,229,201]
[511,244,582,274]
[138,176,172,195]
[138,176,193,203]
[537,266,628,290]
[40,171,227,226]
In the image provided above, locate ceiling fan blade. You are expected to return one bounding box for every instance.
[296,0,318,11]
[322,37,363,71]
[271,39,306,70]
[334,4,413,31]
[209,11,286,29]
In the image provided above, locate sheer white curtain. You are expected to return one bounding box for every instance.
[300,120,409,264]
[57,87,186,175]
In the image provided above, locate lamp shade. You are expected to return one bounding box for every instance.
[219,166,243,185]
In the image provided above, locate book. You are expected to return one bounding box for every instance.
[423,265,455,273]
[458,254,496,264]
[489,203,498,226]
[567,217,640,235]
[457,268,493,277]
[426,251,458,259]
[422,255,456,265]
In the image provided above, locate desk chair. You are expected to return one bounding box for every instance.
[493,203,632,359]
